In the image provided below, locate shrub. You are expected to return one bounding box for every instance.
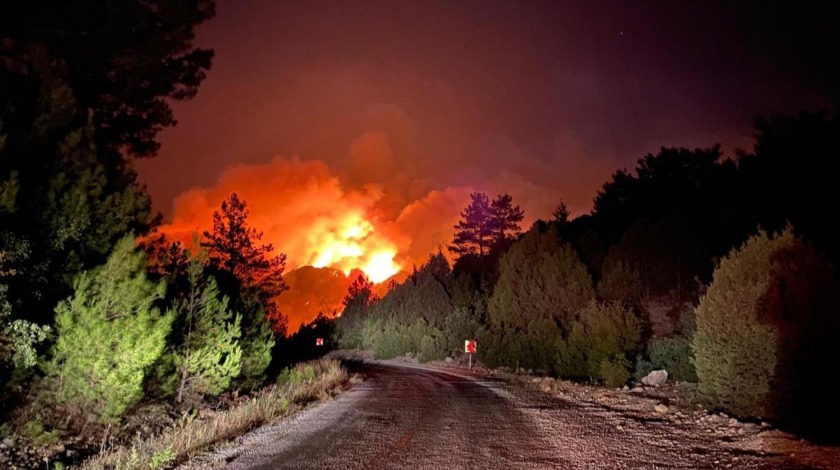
[237,298,274,390]
[635,336,696,382]
[22,418,60,447]
[692,229,788,418]
[43,237,172,423]
[489,226,595,334]
[443,307,482,357]
[692,227,840,437]
[418,329,446,363]
[557,300,642,383]
[486,226,595,371]
[600,356,632,388]
[148,447,175,469]
[172,260,242,405]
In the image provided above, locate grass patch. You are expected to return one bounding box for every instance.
[80,359,348,470]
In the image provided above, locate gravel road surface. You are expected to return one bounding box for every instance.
[187,361,804,469]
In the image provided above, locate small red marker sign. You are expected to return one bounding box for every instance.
[316,337,324,346]
[464,340,477,354]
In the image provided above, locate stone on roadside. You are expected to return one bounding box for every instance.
[445,357,454,363]
[640,369,668,386]
[622,385,629,391]
[655,404,669,413]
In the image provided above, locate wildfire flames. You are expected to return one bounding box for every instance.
[156,135,559,330]
[159,156,411,283]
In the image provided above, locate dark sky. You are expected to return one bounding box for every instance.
[138,0,836,221]
[141,0,840,255]
[137,0,837,218]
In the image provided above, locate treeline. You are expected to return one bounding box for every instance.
[336,110,840,441]
[3,191,288,430]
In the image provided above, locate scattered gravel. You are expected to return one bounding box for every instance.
[180,360,839,469]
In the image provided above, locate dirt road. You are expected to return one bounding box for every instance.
[188,362,804,469]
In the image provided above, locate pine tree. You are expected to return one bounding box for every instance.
[692,227,840,436]
[552,201,571,224]
[449,193,493,257]
[44,236,172,423]
[485,225,595,371]
[489,225,595,333]
[449,192,524,260]
[489,193,525,248]
[202,193,288,334]
[173,257,242,405]
[336,274,378,349]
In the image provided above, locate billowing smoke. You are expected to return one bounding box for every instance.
[156,131,567,331]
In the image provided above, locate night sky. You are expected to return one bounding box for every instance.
[136,0,838,328]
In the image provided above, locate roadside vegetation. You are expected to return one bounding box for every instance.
[81,359,346,470]
[3,2,840,467]
[336,112,840,442]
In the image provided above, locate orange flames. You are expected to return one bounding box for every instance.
[159,156,409,285]
[155,140,560,331]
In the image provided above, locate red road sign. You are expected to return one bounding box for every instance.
[316,337,324,346]
[464,340,477,354]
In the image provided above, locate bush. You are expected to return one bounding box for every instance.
[22,418,60,447]
[692,227,840,438]
[443,307,482,357]
[418,330,446,363]
[489,226,595,334]
[635,336,696,382]
[486,226,595,371]
[600,356,631,388]
[43,237,172,423]
[172,261,243,405]
[237,299,274,390]
[557,301,642,383]
[692,229,787,418]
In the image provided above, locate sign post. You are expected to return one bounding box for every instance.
[464,340,477,370]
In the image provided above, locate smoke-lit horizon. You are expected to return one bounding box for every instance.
[138,0,839,331]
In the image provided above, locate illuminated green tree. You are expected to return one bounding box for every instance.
[45,237,172,422]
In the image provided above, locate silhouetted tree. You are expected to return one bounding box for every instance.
[449,193,493,258]
[0,0,215,157]
[552,201,571,224]
[489,193,525,250]
[202,193,288,334]
[1,0,214,323]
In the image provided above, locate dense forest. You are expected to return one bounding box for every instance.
[2,0,840,467]
[334,111,840,440]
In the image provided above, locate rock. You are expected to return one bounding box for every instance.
[622,385,629,391]
[445,357,454,363]
[760,421,771,428]
[1,437,13,448]
[655,404,669,413]
[630,387,643,393]
[640,369,669,386]
[728,418,739,426]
